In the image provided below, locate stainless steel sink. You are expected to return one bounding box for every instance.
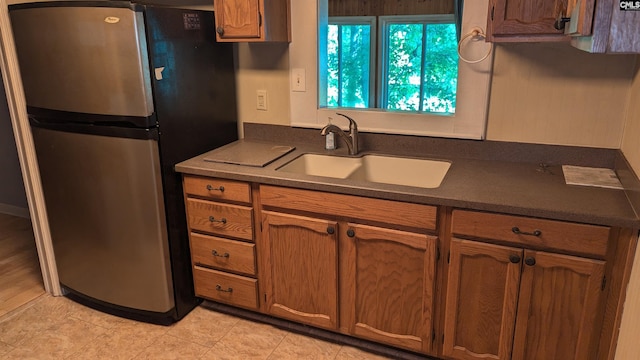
[276,153,451,188]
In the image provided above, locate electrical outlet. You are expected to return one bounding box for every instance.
[256,90,267,111]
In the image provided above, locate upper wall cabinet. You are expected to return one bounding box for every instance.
[486,0,640,52]
[213,0,291,42]
[486,0,570,42]
[568,0,640,53]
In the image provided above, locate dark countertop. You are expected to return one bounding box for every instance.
[175,124,640,229]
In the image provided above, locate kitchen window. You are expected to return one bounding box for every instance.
[289,0,493,140]
[325,15,459,114]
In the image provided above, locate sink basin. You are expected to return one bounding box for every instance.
[276,153,362,179]
[349,155,451,188]
[276,153,451,188]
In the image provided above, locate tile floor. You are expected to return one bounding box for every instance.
[0,294,393,359]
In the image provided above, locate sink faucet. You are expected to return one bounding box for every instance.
[320,113,359,155]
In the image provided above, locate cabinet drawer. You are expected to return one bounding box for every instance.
[193,266,258,310]
[190,233,256,276]
[451,210,610,258]
[186,198,253,241]
[260,185,437,231]
[183,175,251,204]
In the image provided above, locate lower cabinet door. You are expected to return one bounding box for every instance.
[343,223,438,354]
[511,250,606,360]
[444,240,607,360]
[261,211,339,330]
[443,239,523,360]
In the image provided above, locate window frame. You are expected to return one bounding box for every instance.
[289,0,494,140]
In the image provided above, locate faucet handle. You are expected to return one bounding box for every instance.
[336,113,358,131]
[335,113,359,155]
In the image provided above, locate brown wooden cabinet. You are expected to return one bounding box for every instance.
[487,0,570,42]
[568,0,640,53]
[179,174,636,360]
[213,0,291,42]
[444,210,609,360]
[486,0,640,52]
[259,185,439,354]
[183,175,259,310]
[343,223,437,353]
[261,210,339,329]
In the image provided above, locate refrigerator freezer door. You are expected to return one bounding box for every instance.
[32,127,174,313]
[10,5,153,117]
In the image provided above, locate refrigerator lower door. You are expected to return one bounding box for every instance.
[32,126,174,314]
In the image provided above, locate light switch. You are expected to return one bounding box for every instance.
[291,68,306,92]
[256,90,268,111]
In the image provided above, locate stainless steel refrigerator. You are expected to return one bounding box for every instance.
[9,1,238,324]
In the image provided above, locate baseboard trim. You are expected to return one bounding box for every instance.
[0,203,29,218]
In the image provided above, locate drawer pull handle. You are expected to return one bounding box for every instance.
[512,227,542,237]
[215,285,233,293]
[209,216,227,224]
[206,184,225,192]
[212,250,230,258]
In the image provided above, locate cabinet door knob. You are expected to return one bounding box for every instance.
[525,257,536,266]
[509,254,521,263]
[347,229,355,238]
[216,26,224,35]
[327,226,335,234]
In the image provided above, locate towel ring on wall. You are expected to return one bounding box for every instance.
[458,27,493,64]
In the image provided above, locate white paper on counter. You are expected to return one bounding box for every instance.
[562,165,623,190]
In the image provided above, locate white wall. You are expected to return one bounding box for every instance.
[621,61,640,171]
[235,43,291,138]
[486,43,637,148]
